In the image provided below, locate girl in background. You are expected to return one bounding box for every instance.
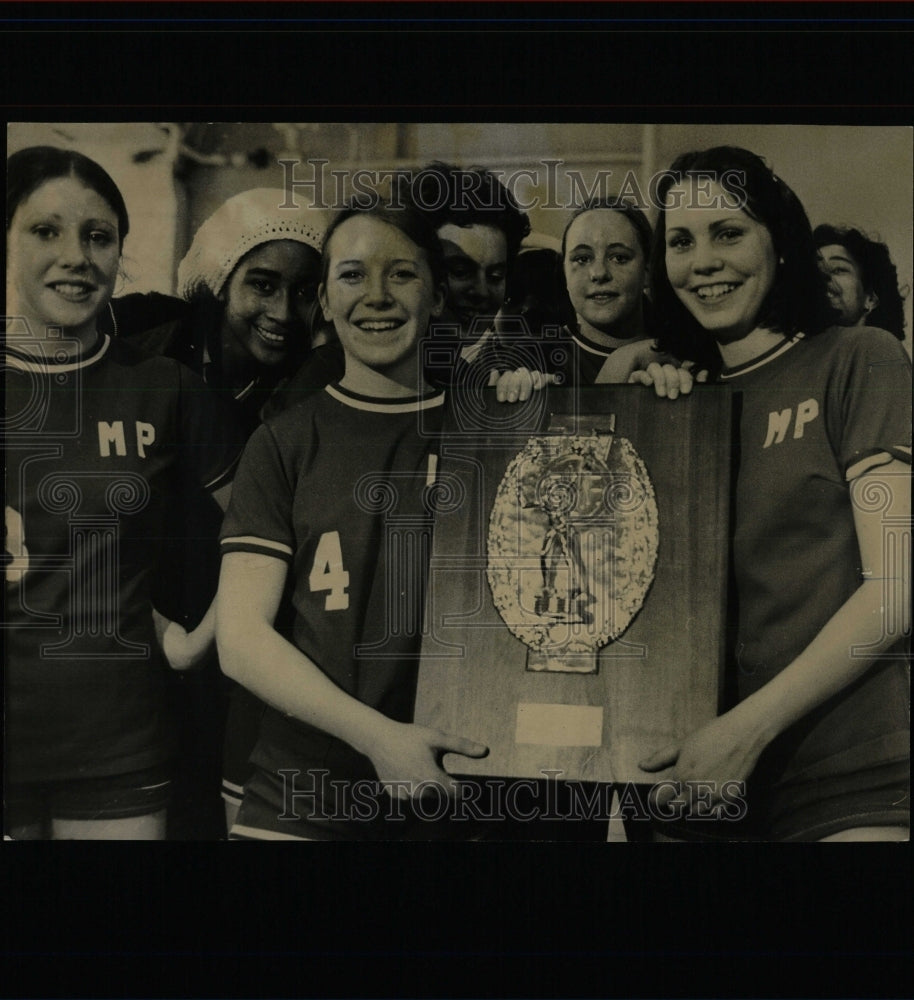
[496,197,661,402]
[559,197,654,384]
[129,188,331,837]
[814,224,907,340]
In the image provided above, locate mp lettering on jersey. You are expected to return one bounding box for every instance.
[763,398,819,448]
[98,420,157,458]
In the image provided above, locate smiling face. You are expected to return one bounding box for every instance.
[664,179,778,345]
[319,214,445,392]
[817,243,873,326]
[436,222,508,336]
[6,175,121,343]
[221,240,321,368]
[563,209,646,343]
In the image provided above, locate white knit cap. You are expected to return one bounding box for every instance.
[177,188,329,300]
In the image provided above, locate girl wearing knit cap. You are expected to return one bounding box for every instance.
[124,189,333,838]
[132,187,333,434]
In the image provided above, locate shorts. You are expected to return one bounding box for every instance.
[652,758,910,843]
[229,763,484,842]
[766,758,910,841]
[221,683,268,807]
[4,764,172,836]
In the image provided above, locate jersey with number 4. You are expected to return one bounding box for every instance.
[220,383,446,781]
[4,334,242,783]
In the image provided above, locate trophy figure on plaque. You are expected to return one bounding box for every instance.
[487,415,660,674]
[531,449,602,626]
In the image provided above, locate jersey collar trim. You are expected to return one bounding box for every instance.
[3,333,111,373]
[572,331,616,358]
[325,382,446,414]
[719,333,805,380]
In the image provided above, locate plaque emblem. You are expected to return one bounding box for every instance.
[486,416,659,673]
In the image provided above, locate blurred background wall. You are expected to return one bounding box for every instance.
[8,121,911,354]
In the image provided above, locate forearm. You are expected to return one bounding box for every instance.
[642,576,908,790]
[215,551,487,791]
[734,460,910,750]
[737,578,909,746]
[640,464,910,794]
[216,616,391,758]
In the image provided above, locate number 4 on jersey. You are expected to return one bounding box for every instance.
[308,531,350,611]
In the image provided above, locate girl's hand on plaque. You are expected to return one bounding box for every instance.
[370,720,489,800]
[490,367,556,403]
[627,361,707,400]
[638,706,766,815]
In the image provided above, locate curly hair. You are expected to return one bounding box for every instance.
[813,224,906,339]
[649,146,835,373]
[402,161,531,264]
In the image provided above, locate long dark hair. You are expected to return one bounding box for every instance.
[650,146,834,372]
[7,145,130,249]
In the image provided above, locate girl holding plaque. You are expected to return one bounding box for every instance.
[216,200,488,841]
[637,146,910,841]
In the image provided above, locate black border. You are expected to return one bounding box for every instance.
[2,6,912,998]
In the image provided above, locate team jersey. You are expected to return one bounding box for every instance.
[219,382,446,787]
[551,326,618,387]
[259,341,347,420]
[720,325,911,784]
[4,333,243,783]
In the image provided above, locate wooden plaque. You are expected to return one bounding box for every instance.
[415,384,734,783]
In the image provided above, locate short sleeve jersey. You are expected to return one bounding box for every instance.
[4,334,243,783]
[552,326,617,387]
[121,310,263,624]
[720,326,911,782]
[219,383,446,782]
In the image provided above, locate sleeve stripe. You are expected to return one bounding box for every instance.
[845,447,912,482]
[220,535,294,561]
[228,823,317,842]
